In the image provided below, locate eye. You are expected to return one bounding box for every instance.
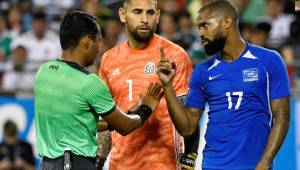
[132,9,142,14]
[147,10,155,15]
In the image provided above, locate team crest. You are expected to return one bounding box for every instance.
[242,68,258,82]
[144,62,156,75]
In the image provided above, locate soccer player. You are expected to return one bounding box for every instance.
[99,0,199,169]
[156,0,291,170]
[34,11,163,170]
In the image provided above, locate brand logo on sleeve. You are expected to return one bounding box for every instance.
[144,62,155,75]
[242,68,258,82]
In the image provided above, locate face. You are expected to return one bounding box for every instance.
[119,0,160,42]
[196,11,226,56]
[85,33,101,66]
[12,47,27,71]
[267,0,284,17]
[33,19,47,38]
[159,14,176,35]
[296,0,300,11]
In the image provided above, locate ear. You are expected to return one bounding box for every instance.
[119,7,126,23]
[156,9,160,24]
[224,17,233,30]
[80,35,91,49]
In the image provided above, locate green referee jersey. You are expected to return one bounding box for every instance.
[34,60,115,158]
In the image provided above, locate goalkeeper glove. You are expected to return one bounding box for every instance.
[177,152,198,170]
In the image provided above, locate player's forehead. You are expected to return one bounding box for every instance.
[196,10,222,26]
[126,0,157,11]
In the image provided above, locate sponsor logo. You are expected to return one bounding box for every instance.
[242,68,258,82]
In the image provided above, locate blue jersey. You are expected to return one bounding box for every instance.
[185,44,290,169]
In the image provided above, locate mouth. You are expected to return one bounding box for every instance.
[138,26,150,32]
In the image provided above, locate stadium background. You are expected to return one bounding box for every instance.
[0,0,299,169]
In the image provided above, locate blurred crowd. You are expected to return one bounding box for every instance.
[0,0,299,97]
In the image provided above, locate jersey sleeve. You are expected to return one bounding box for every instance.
[267,51,291,100]
[172,50,193,97]
[184,65,206,109]
[83,74,115,116]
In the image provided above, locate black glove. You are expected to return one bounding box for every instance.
[177,152,198,170]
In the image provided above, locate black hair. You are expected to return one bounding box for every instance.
[32,11,46,21]
[59,11,101,50]
[199,0,239,23]
[254,22,271,34]
[4,120,17,137]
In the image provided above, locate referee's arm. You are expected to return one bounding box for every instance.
[102,82,163,136]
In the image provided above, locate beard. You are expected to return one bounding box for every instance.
[127,24,155,42]
[202,34,226,56]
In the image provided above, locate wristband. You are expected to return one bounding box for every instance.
[128,104,152,125]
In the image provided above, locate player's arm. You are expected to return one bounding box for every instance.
[102,82,163,136]
[163,84,203,136]
[256,51,291,170]
[157,48,203,136]
[256,97,290,170]
[177,95,200,153]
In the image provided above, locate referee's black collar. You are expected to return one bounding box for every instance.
[57,59,90,75]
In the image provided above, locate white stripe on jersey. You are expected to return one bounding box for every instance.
[266,72,273,127]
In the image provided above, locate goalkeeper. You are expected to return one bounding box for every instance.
[34,11,163,170]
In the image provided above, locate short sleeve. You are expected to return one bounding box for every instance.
[184,65,206,109]
[83,74,115,116]
[267,51,291,100]
[172,50,193,97]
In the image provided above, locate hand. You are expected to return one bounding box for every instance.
[156,47,176,87]
[177,152,197,170]
[141,82,163,112]
[255,160,271,170]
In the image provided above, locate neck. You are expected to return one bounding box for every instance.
[6,136,18,145]
[61,49,85,68]
[35,33,45,40]
[220,32,246,61]
[127,32,151,49]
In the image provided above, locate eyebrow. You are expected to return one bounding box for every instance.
[131,8,156,12]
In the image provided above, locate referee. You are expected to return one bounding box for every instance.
[34,11,162,170]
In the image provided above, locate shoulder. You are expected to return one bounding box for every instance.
[39,60,57,69]
[84,73,105,87]
[195,55,218,71]
[18,141,33,149]
[103,42,125,60]
[248,44,282,62]
[45,31,59,41]
[191,56,217,80]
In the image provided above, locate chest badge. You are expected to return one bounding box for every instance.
[242,68,258,82]
[144,62,156,75]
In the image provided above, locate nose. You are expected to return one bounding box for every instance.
[198,28,205,37]
[141,13,148,24]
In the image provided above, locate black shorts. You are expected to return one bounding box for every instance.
[41,154,97,170]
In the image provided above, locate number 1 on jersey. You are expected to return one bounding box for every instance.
[126,80,133,101]
[226,91,243,109]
